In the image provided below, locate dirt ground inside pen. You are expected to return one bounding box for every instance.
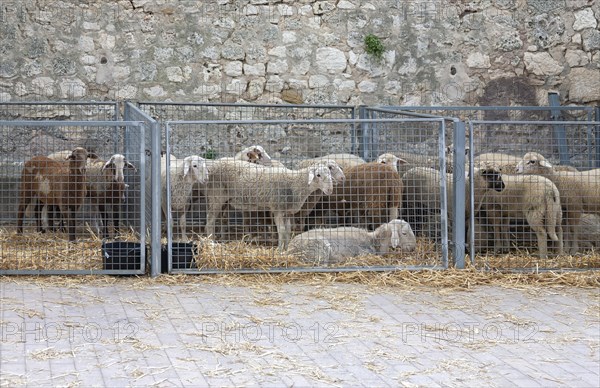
[0,271,599,387]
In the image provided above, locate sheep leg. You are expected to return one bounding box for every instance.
[98,203,109,239]
[492,215,510,253]
[34,201,46,233]
[527,216,548,259]
[178,210,188,242]
[61,205,77,242]
[564,214,580,254]
[556,224,564,255]
[273,212,288,250]
[17,198,32,234]
[206,195,227,240]
[46,204,61,232]
[111,204,120,238]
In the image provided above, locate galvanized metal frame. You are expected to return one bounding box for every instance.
[123,102,162,277]
[0,119,147,276]
[164,117,448,274]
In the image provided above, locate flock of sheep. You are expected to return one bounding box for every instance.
[404,151,600,258]
[17,148,136,241]
[14,143,600,263]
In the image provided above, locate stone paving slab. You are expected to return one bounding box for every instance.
[0,279,598,387]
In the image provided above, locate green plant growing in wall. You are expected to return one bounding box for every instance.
[203,148,218,160]
[364,34,385,61]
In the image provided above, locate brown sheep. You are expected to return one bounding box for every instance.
[312,162,403,231]
[17,147,89,241]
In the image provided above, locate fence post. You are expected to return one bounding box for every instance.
[358,105,369,160]
[452,119,466,269]
[150,119,162,277]
[596,107,600,168]
[548,92,570,165]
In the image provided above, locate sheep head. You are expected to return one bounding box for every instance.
[183,155,209,184]
[376,153,408,173]
[239,145,273,166]
[516,152,553,174]
[317,160,345,184]
[472,162,505,192]
[308,165,334,195]
[102,154,137,183]
[67,147,89,173]
[375,219,416,252]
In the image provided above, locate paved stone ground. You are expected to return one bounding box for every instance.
[0,278,598,387]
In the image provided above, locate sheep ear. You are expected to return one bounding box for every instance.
[125,160,137,172]
[540,159,553,168]
[397,158,408,165]
[88,152,99,160]
[183,160,191,177]
[102,158,113,171]
[308,169,316,185]
[390,224,400,248]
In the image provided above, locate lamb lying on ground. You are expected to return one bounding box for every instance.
[287,219,416,265]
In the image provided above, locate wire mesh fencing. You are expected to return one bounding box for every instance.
[161,118,448,274]
[0,101,597,275]
[468,120,600,271]
[0,118,147,275]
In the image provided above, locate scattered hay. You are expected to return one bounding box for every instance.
[2,265,598,291]
[0,228,141,271]
[473,251,600,271]
[1,228,599,289]
[194,236,441,271]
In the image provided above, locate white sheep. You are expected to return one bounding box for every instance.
[478,174,564,258]
[204,160,334,249]
[234,159,346,243]
[297,153,366,171]
[162,155,209,241]
[287,219,417,265]
[516,152,600,253]
[290,159,346,233]
[476,152,579,174]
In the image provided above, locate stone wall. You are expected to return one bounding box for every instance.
[0,0,599,106]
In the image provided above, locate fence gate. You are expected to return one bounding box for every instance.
[0,104,147,275]
[124,102,161,276]
[468,119,600,271]
[160,117,447,274]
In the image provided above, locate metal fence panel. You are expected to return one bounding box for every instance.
[124,103,161,276]
[0,120,146,275]
[163,118,447,274]
[468,120,600,271]
[361,107,459,267]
